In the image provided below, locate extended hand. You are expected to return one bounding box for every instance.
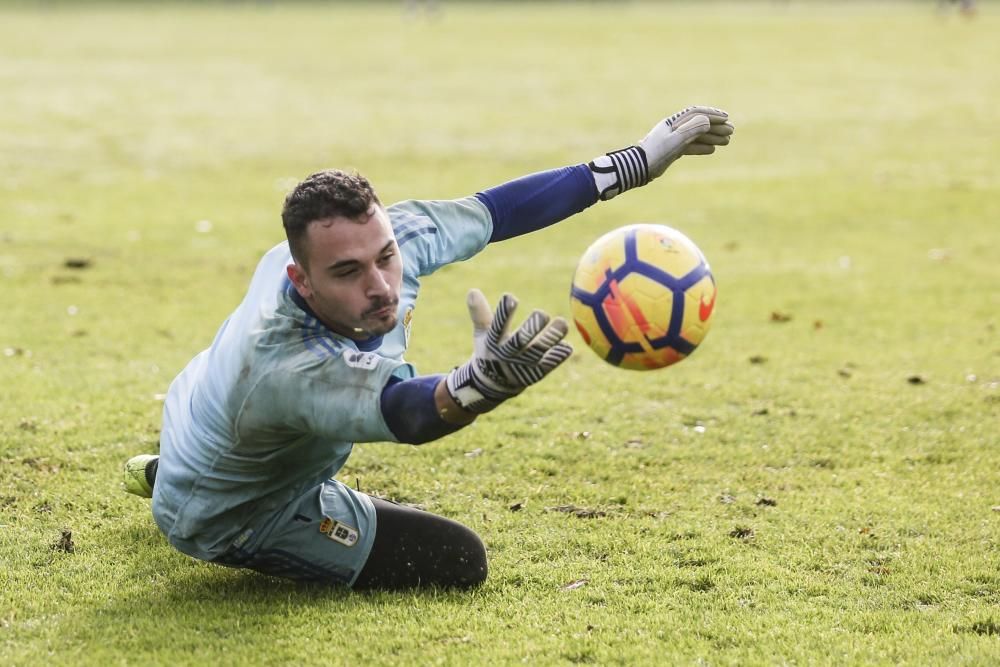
[445,290,573,414]
[640,106,734,179]
[589,105,734,200]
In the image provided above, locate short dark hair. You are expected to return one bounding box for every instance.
[281,169,381,266]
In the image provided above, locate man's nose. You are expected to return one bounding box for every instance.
[365,267,391,297]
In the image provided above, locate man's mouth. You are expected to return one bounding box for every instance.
[364,301,398,319]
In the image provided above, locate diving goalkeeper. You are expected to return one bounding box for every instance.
[123,107,734,589]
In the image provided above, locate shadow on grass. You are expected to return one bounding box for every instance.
[68,522,479,651]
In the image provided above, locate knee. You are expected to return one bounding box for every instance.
[356,502,488,590]
[455,529,488,588]
[421,513,488,589]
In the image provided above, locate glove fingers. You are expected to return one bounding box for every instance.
[687,105,729,124]
[487,292,518,346]
[466,288,494,333]
[504,337,572,387]
[538,342,574,371]
[517,316,569,363]
[700,106,730,124]
[682,144,716,156]
[706,120,735,137]
[672,114,711,147]
[690,132,730,146]
[675,113,709,133]
[498,309,549,357]
[665,106,728,130]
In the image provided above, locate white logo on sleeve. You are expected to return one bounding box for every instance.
[343,351,379,370]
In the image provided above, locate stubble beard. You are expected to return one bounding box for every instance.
[358,297,400,336]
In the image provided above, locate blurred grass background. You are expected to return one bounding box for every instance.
[1,2,998,665]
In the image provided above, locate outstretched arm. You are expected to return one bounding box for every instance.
[478,106,734,242]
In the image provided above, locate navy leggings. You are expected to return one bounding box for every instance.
[353,497,488,590]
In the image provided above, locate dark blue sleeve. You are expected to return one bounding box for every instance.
[380,374,466,445]
[476,164,599,242]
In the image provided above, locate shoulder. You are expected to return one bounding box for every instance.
[387,201,441,247]
[386,197,493,276]
[388,197,491,227]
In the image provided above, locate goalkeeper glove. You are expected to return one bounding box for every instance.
[445,289,573,414]
[589,105,734,200]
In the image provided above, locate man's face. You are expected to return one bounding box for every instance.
[286,206,403,340]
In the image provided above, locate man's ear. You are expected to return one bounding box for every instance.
[286,263,311,299]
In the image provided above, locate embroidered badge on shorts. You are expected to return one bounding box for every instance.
[319,516,360,547]
[232,528,254,549]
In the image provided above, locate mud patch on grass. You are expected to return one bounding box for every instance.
[546,505,607,519]
[954,619,1000,636]
[51,529,74,554]
[679,574,715,592]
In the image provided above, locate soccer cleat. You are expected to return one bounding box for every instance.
[122,454,158,498]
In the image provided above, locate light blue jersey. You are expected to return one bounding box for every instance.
[152,196,493,565]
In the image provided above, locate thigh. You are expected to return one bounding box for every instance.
[352,497,487,590]
[215,479,377,587]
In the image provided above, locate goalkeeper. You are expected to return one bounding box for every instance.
[123,107,734,589]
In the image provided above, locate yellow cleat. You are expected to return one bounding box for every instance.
[122,454,157,499]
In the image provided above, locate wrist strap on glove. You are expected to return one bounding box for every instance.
[588,145,649,201]
[445,360,508,414]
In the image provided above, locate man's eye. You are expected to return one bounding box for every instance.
[378,253,395,265]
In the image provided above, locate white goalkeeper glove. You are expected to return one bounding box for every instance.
[445,289,573,414]
[589,105,734,200]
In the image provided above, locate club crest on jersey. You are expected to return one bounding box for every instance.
[343,351,379,370]
[403,306,414,346]
[319,516,359,547]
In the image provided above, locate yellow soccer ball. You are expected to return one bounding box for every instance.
[570,224,717,370]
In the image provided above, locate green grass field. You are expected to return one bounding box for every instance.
[1,1,998,664]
